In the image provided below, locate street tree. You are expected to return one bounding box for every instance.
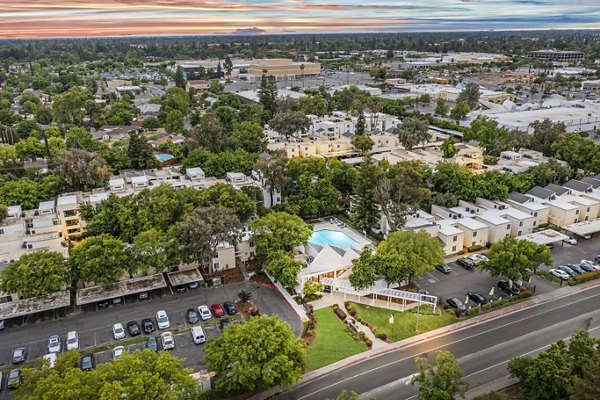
[457,82,481,110]
[0,251,68,299]
[205,315,305,394]
[250,211,312,260]
[266,250,301,289]
[254,150,289,207]
[349,248,378,290]
[411,351,469,400]
[395,117,431,150]
[352,157,381,232]
[571,351,600,400]
[450,101,470,121]
[435,98,449,116]
[268,110,311,142]
[230,121,267,153]
[441,136,458,158]
[479,236,552,282]
[530,119,566,156]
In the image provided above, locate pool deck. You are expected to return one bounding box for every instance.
[312,222,373,250]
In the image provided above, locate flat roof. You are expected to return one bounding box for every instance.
[488,107,598,128]
[563,220,600,237]
[57,195,77,207]
[167,269,205,287]
[76,274,167,305]
[516,229,570,246]
[458,217,488,231]
[0,291,70,320]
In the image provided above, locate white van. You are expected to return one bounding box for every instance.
[191,326,206,344]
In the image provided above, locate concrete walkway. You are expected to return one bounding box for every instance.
[341,302,387,350]
[310,291,420,313]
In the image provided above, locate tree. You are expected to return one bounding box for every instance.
[15,136,45,160]
[159,87,190,122]
[298,94,329,117]
[131,229,180,275]
[349,248,378,290]
[178,206,240,273]
[266,250,301,289]
[268,111,311,142]
[69,234,130,288]
[0,204,7,223]
[250,211,312,260]
[141,116,161,130]
[258,74,278,117]
[65,127,96,151]
[552,133,600,173]
[197,183,256,221]
[175,67,186,89]
[165,109,184,133]
[525,159,572,187]
[352,157,381,232]
[52,86,88,125]
[0,251,68,299]
[351,134,374,155]
[470,116,509,156]
[479,236,553,282]
[411,351,469,400]
[355,112,366,135]
[205,315,305,393]
[530,119,566,156]
[435,98,449,116]
[128,131,159,169]
[302,281,324,299]
[214,105,239,134]
[376,230,444,286]
[450,101,470,121]
[55,150,111,191]
[395,117,431,150]
[13,349,199,400]
[190,112,225,152]
[441,136,458,158]
[457,82,481,110]
[35,106,53,125]
[255,150,288,207]
[571,351,600,400]
[224,56,234,77]
[230,121,267,153]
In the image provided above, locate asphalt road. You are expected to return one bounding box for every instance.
[279,284,600,400]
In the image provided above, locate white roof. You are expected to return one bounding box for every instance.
[57,195,77,207]
[458,218,488,231]
[546,200,579,211]
[38,200,55,211]
[89,193,109,204]
[476,214,510,225]
[186,167,204,177]
[7,205,22,215]
[562,195,598,207]
[131,175,148,184]
[438,223,463,236]
[308,245,359,274]
[517,229,570,246]
[110,178,125,186]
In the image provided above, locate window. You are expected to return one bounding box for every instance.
[585,216,589,221]
[507,224,511,230]
[0,229,3,235]
[213,252,218,259]
[249,241,255,248]
[250,252,255,258]
[472,241,476,246]
[519,221,523,227]
[64,209,77,217]
[576,209,580,214]
[533,221,537,226]
[587,207,590,212]
[453,236,457,242]
[518,231,522,236]
[574,219,578,223]
[534,212,538,217]
[452,246,457,252]
[213,263,220,270]
[473,231,477,237]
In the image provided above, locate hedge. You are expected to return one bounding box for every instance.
[335,308,347,321]
[568,270,600,286]
[466,291,533,317]
[467,245,484,252]
[536,270,563,284]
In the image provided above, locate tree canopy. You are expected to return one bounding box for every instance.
[0,251,68,298]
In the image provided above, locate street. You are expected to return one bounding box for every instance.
[279,283,600,400]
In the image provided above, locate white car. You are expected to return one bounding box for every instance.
[161,332,175,350]
[563,237,578,245]
[66,331,79,350]
[47,335,61,353]
[112,323,126,340]
[549,268,571,280]
[198,305,212,321]
[43,352,57,368]
[112,346,125,360]
[156,310,170,329]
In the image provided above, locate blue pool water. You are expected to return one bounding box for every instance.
[155,153,175,162]
[309,229,358,249]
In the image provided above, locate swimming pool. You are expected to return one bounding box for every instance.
[309,229,358,249]
[155,153,175,162]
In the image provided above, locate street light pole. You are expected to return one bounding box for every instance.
[416,297,421,334]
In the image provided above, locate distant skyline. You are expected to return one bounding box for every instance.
[1,1,600,38]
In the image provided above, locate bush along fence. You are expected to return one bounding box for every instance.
[465,290,533,317]
[332,304,373,349]
[537,269,600,286]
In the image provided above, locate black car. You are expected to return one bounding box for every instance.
[97,300,110,308]
[127,321,141,336]
[467,292,487,305]
[219,318,231,330]
[457,258,475,270]
[142,318,155,334]
[595,255,600,263]
[223,301,239,315]
[7,369,22,390]
[186,308,199,324]
[497,280,520,296]
[12,347,26,364]
[446,298,467,312]
[567,264,585,275]
[79,353,94,371]
[578,263,596,273]
[146,335,158,352]
[435,264,452,274]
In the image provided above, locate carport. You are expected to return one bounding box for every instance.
[0,290,70,324]
[76,274,167,305]
[563,220,600,240]
[166,268,204,288]
[516,229,570,246]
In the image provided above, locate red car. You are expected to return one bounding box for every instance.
[211,304,225,318]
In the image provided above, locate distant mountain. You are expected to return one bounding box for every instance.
[232,27,265,35]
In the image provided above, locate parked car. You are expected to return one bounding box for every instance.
[142,318,155,334]
[579,260,599,271]
[558,265,578,277]
[549,268,571,280]
[156,310,170,329]
[188,281,199,289]
[563,237,578,245]
[567,264,586,275]
[137,292,149,300]
[7,369,22,390]
[79,353,95,371]
[446,298,467,312]
[435,264,452,274]
[223,301,239,315]
[497,280,520,296]
[146,335,158,352]
[47,335,61,353]
[161,332,175,350]
[66,331,79,350]
[198,305,212,320]
[595,255,600,264]
[0,319,5,330]
[113,323,126,340]
[12,348,27,364]
[175,286,187,293]
[191,326,206,344]
[112,346,125,360]
[211,304,225,318]
[467,292,487,305]
[457,258,475,270]
[186,308,199,324]
[578,263,596,273]
[219,318,231,331]
[42,353,57,368]
[97,300,110,308]
[127,321,141,336]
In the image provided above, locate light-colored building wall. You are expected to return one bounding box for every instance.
[457,220,488,248]
[212,243,236,273]
[475,215,511,244]
[506,200,550,229]
[546,201,579,227]
[249,59,320,78]
[437,225,465,255]
[56,195,81,241]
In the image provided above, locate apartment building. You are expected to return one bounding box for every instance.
[56,195,82,240]
[527,50,584,63]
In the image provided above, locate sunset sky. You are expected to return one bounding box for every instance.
[1,1,599,38]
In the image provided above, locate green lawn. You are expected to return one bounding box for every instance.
[306,308,368,371]
[351,302,460,342]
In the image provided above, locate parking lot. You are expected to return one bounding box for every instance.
[0,281,302,389]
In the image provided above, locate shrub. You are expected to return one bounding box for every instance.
[537,270,562,284]
[360,332,368,341]
[365,339,373,347]
[349,309,357,317]
[335,307,347,321]
[568,270,600,286]
[378,332,387,341]
[331,304,340,310]
[344,301,352,309]
[466,307,481,317]
[467,245,483,252]
[457,250,466,255]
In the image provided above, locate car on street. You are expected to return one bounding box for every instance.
[198,305,212,320]
[161,332,175,350]
[446,298,467,312]
[223,302,239,315]
[467,292,487,305]
[558,265,578,277]
[47,335,61,353]
[435,264,452,274]
[567,264,586,275]
[549,269,571,280]
[497,280,520,296]
[113,323,126,340]
[457,258,475,270]
[127,321,141,336]
[12,348,27,364]
[66,331,79,350]
[142,318,155,334]
[156,310,170,329]
[211,304,225,317]
[563,237,578,245]
[186,308,199,324]
[146,335,158,352]
[7,369,22,390]
[79,353,95,371]
[112,346,125,360]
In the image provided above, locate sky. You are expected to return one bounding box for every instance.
[1,1,600,38]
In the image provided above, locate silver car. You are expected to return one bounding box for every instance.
[47,335,61,353]
[161,332,175,350]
